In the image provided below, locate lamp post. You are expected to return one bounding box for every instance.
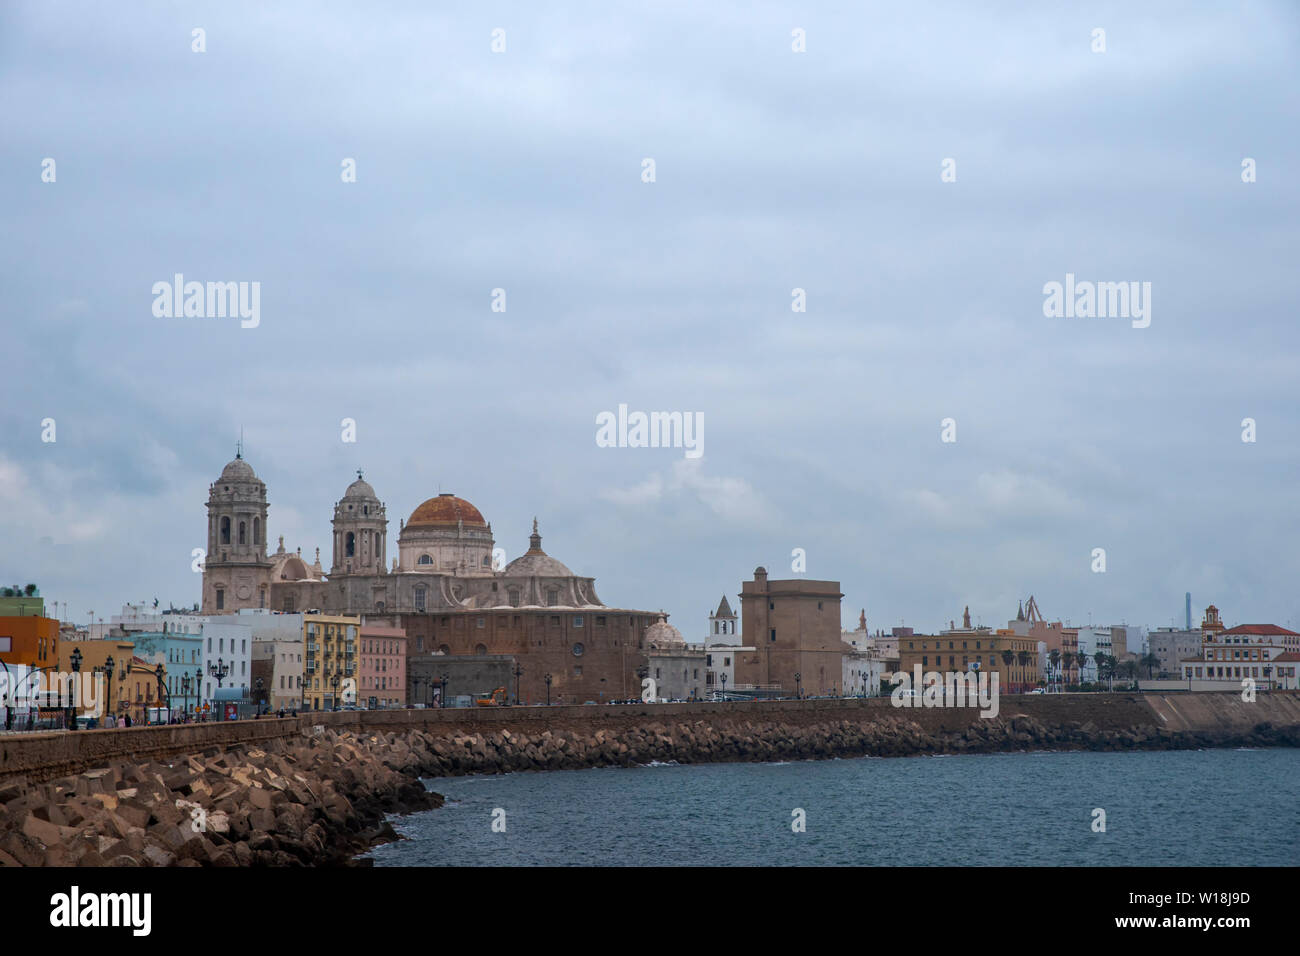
[103,656,115,724]
[193,668,203,719]
[331,671,340,711]
[793,672,801,700]
[720,672,727,700]
[154,663,168,724]
[440,673,448,709]
[69,647,82,730]
[209,657,229,689]
[544,673,552,706]
[412,676,421,709]
[512,663,523,706]
[255,677,264,716]
[180,673,191,723]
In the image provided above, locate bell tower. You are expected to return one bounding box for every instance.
[331,470,388,575]
[202,447,272,613]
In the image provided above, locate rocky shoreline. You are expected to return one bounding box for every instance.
[1,712,1297,866]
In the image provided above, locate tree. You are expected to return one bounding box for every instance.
[1142,652,1160,679]
[1094,651,1107,688]
[23,583,37,596]
[1001,648,1016,689]
[1049,649,1061,690]
[1061,652,1074,687]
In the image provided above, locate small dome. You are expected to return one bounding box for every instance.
[220,457,256,481]
[407,494,487,529]
[344,476,376,499]
[645,614,684,646]
[504,552,575,577]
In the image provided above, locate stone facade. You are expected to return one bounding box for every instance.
[199,455,666,709]
[733,568,850,696]
[201,454,272,614]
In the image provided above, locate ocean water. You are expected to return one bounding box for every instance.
[364,748,1300,866]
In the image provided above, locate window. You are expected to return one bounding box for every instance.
[238,521,247,545]
[346,533,355,557]
[220,517,230,544]
[476,617,485,629]
[418,554,433,565]
[414,587,426,611]
[475,643,487,656]
[572,643,585,657]
[215,590,224,611]
[770,629,776,642]
[574,616,584,628]
[596,616,606,626]
[546,589,559,607]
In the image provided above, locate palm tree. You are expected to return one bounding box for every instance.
[1093,651,1107,689]
[1061,652,1074,688]
[1048,649,1061,690]
[1001,648,1016,691]
[1141,652,1160,679]
[1017,651,1032,692]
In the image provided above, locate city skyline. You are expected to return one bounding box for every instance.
[3,2,1299,634]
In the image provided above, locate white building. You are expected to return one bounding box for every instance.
[1180,618,1300,691]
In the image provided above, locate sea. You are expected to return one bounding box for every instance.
[364,748,1300,866]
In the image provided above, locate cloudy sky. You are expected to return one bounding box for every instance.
[3,2,1298,637]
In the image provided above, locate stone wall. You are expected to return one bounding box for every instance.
[3,692,1298,784]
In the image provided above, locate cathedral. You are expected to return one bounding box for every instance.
[201,452,664,703]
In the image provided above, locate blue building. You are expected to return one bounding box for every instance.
[125,631,204,715]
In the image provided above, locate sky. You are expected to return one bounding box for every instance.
[2,2,1299,637]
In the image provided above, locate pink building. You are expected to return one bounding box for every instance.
[359,623,407,708]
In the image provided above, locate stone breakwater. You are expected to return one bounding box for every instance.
[1,693,1297,866]
[0,727,439,867]
[408,711,1300,775]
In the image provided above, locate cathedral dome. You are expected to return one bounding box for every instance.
[645,614,684,647]
[503,519,574,577]
[407,494,487,529]
[220,456,256,481]
[504,552,575,578]
[344,476,376,499]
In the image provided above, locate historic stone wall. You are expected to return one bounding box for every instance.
[2,692,1298,784]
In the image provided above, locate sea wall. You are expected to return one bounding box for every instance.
[1,693,1297,866]
[3,692,1298,783]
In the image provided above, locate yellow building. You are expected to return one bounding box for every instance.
[303,613,359,710]
[56,638,136,716]
[897,627,1041,694]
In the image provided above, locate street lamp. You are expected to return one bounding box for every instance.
[412,676,421,709]
[512,662,523,706]
[180,673,191,722]
[69,647,82,730]
[193,668,203,719]
[154,663,168,724]
[544,673,552,706]
[794,672,801,700]
[440,673,448,709]
[330,671,340,710]
[255,677,264,716]
[104,656,115,723]
[209,657,229,689]
[720,672,727,700]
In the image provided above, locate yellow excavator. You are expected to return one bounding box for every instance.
[474,687,507,707]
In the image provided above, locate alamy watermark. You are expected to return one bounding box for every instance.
[889,666,1000,718]
[596,404,703,459]
[152,274,260,328]
[1042,273,1150,328]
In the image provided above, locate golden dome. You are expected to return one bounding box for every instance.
[407,494,487,529]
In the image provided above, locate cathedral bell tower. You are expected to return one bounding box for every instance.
[202,448,272,613]
[331,470,387,575]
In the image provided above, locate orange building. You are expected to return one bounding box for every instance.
[0,612,60,671]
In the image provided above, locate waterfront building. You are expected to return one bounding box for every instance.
[198,455,667,706]
[0,595,59,675]
[1006,596,1079,684]
[303,613,359,710]
[359,622,407,708]
[733,568,850,697]
[646,615,706,701]
[127,631,203,714]
[896,610,1041,693]
[1148,628,1201,678]
[1179,607,1300,690]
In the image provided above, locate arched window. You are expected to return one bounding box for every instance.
[238,521,247,545]
[475,643,487,656]
[220,517,231,544]
[253,518,261,544]
[346,532,355,557]
[508,588,520,607]
[414,587,426,611]
[546,589,559,607]
[418,554,433,565]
